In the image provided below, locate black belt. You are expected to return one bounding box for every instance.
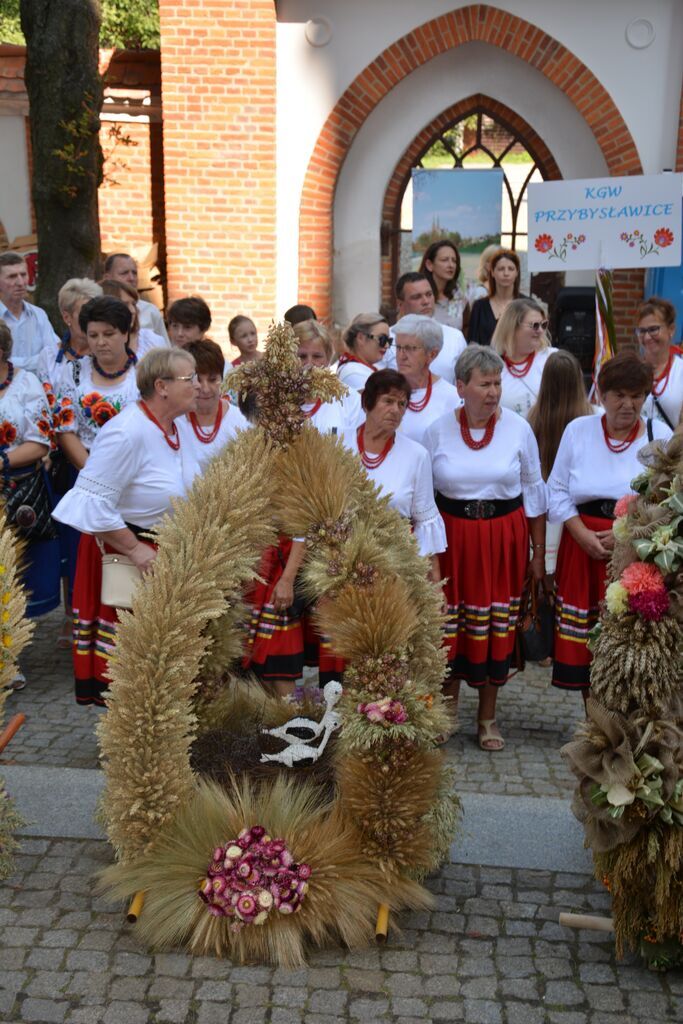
[577,499,616,520]
[436,493,523,520]
[125,521,147,538]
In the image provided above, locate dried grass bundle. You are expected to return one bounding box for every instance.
[0,511,33,879]
[337,747,443,871]
[590,614,681,716]
[99,431,276,862]
[314,577,418,660]
[595,828,683,957]
[98,776,431,966]
[270,430,364,539]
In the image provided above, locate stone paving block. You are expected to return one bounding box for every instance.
[156,1000,192,1024]
[20,999,69,1023]
[584,983,625,1011]
[65,950,109,971]
[25,971,72,998]
[463,999,503,1024]
[235,982,269,1006]
[197,1005,230,1024]
[147,977,194,1000]
[390,996,429,1016]
[196,980,233,1001]
[153,954,191,978]
[344,969,385,992]
[506,1006,546,1024]
[430,1000,466,1020]
[383,972,424,996]
[102,1003,151,1024]
[424,974,461,997]
[272,968,310,987]
[272,986,308,1007]
[270,1009,305,1024]
[348,997,390,1018]
[308,990,349,1014]
[108,977,150,1001]
[544,979,586,1006]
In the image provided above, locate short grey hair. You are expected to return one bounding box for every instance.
[58,278,102,315]
[136,347,195,399]
[393,314,443,354]
[456,344,504,384]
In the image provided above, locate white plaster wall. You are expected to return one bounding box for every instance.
[332,42,608,323]
[0,115,33,243]
[275,0,683,312]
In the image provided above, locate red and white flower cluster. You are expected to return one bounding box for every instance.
[198,825,311,929]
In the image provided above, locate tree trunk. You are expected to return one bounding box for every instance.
[20,0,102,329]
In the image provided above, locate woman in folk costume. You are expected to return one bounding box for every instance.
[424,345,547,750]
[492,298,558,420]
[637,297,683,430]
[336,313,392,392]
[392,315,461,448]
[549,351,672,696]
[52,347,200,706]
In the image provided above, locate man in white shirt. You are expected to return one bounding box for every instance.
[104,252,169,343]
[0,251,60,372]
[380,272,466,383]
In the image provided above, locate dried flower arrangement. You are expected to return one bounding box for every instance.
[98,323,460,965]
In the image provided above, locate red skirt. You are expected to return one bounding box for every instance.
[552,513,610,691]
[71,534,119,706]
[241,538,305,681]
[439,506,528,686]
[303,614,346,685]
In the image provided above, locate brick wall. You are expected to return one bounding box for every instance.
[99,118,165,268]
[158,0,277,341]
[299,3,644,327]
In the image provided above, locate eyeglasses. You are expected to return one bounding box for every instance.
[373,334,393,348]
[634,325,662,339]
[395,344,423,355]
[162,372,198,382]
[522,320,549,332]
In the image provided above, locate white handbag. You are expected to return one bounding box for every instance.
[99,547,143,610]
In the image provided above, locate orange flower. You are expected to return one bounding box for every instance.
[0,421,17,446]
[37,418,51,437]
[91,400,117,427]
[81,391,102,409]
[56,408,75,428]
[60,396,73,408]
[42,382,56,408]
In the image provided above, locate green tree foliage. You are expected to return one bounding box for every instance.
[1,0,160,48]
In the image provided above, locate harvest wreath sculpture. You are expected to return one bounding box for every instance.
[563,433,683,971]
[97,324,460,966]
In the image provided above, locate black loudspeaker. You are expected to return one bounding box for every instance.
[553,286,596,382]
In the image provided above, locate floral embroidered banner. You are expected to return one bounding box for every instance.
[527,173,682,271]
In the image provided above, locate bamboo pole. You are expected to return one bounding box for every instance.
[126,891,145,923]
[559,912,614,933]
[0,713,25,755]
[375,903,390,943]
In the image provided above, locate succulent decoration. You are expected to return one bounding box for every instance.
[98,323,460,965]
[563,435,683,969]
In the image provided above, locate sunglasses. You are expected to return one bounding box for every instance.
[374,334,393,348]
[523,320,549,332]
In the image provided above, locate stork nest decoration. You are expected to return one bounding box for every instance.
[97,322,460,966]
[563,434,683,971]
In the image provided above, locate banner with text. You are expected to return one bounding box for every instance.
[527,173,682,271]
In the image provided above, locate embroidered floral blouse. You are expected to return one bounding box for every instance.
[56,356,140,451]
[0,367,52,452]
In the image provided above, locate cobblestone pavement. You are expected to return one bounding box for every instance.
[3,612,680,1023]
[1,842,681,1024]
[5,611,583,800]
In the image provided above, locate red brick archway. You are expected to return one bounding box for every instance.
[379,94,563,308]
[299,4,642,319]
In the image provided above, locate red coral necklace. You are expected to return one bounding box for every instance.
[652,352,674,397]
[357,424,394,469]
[189,402,223,444]
[459,409,497,450]
[503,351,535,378]
[408,374,432,412]
[601,414,640,453]
[302,400,322,419]
[0,362,14,393]
[139,400,180,451]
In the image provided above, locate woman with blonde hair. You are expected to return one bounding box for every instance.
[467,249,521,346]
[492,298,557,419]
[52,346,200,705]
[337,313,392,391]
[293,320,363,433]
[636,297,682,429]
